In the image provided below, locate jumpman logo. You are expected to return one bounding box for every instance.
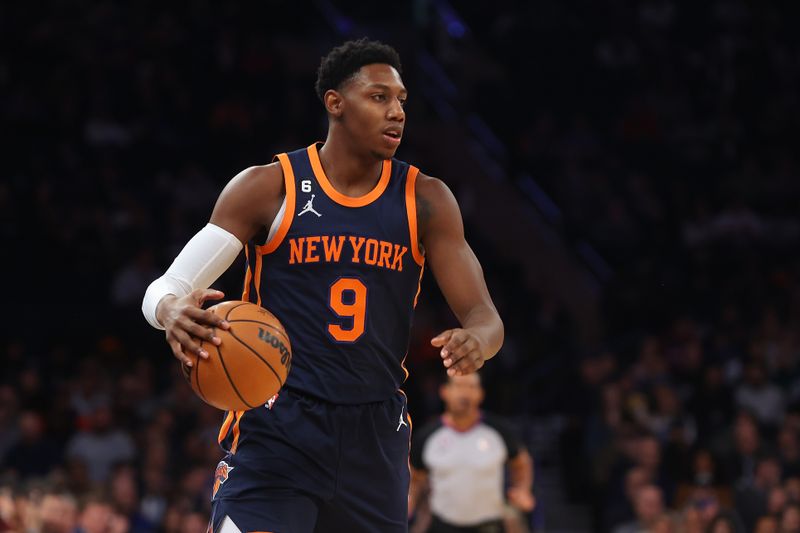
[396,407,408,432]
[298,194,322,217]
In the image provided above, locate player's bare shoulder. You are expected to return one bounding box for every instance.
[220,162,284,206]
[211,162,285,243]
[414,172,464,242]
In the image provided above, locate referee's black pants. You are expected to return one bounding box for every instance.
[428,515,505,533]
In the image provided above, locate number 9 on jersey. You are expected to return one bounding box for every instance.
[327,277,367,342]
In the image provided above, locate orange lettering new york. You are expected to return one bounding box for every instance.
[288,235,408,272]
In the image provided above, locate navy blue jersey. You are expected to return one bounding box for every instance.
[240,143,425,404]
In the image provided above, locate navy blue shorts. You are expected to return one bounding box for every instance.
[210,388,411,533]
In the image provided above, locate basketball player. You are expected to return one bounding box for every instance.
[142,39,503,533]
[409,373,534,533]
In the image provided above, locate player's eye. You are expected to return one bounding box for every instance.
[399,98,407,107]
[371,94,386,102]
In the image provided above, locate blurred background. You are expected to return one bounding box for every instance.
[2,1,800,532]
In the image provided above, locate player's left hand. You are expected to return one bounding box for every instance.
[431,329,486,376]
[507,487,536,513]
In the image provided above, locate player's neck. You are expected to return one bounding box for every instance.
[318,134,383,194]
[443,411,481,432]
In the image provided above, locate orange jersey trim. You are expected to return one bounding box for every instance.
[406,410,413,481]
[259,153,296,255]
[413,262,425,309]
[253,253,264,306]
[404,166,425,267]
[217,411,235,444]
[230,410,245,454]
[241,247,253,301]
[307,143,391,208]
[401,263,424,380]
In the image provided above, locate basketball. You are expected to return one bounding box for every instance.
[181,300,292,411]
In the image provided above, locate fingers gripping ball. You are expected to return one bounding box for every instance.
[181,301,292,411]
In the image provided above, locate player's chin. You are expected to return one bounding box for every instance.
[376,137,401,158]
[371,147,398,160]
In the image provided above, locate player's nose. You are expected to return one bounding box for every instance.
[387,98,405,122]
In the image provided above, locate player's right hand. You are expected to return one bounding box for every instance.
[507,486,536,513]
[156,288,230,367]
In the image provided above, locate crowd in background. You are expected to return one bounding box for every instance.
[444,0,800,531]
[1,2,548,532]
[3,1,800,532]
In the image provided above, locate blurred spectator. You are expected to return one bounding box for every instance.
[40,491,79,533]
[734,456,782,531]
[735,362,785,428]
[612,484,664,533]
[179,512,207,533]
[754,516,779,533]
[632,435,674,502]
[76,494,119,533]
[110,466,156,533]
[718,411,766,486]
[0,487,16,532]
[674,449,732,509]
[690,366,734,444]
[767,485,788,517]
[779,425,800,478]
[782,503,800,533]
[140,466,168,527]
[646,384,696,448]
[786,476,800,502]
[682,487,722,532]
[706,510,745,533]
[70,361,112,427]
[2,411,61,478]
[65,404,135,484]
[606,466,653,528]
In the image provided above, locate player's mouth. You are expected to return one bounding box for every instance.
[382,127,402,146]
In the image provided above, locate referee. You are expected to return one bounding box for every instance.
[409,373,534,533]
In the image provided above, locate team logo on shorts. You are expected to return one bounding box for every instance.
[266,393,279,410]
[212,461,234,499]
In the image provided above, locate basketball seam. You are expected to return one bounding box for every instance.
[223,302,251,321]
[216,341,256,409]
[221,303,288,343]
[226,320,291,343]
[227,329,285,388]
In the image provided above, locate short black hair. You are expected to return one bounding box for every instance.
[315,38,402,102]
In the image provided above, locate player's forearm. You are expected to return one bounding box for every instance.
[408,470,428,516]
[460,305,504,360]
[407,485,421,515]
[509,450,533,491]
[142,223,242,329]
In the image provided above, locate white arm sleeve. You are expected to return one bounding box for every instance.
[142,223,244,330]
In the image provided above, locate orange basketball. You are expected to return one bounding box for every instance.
[181,300,292,411]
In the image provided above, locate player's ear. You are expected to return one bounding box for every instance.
[324,90,344,118]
